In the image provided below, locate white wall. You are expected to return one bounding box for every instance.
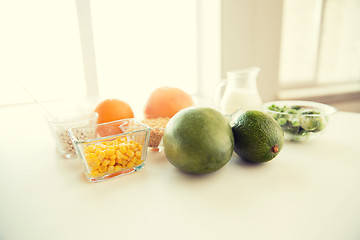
[221,0,283,102]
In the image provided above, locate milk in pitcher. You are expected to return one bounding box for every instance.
[220,88,262,115]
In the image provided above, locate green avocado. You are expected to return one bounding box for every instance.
[230,110,284,163]
[163,107,234,174]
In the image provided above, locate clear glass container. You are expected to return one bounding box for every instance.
[213,67,262,116]
[141,117,170,152]
[47,112,98,159]
[68,119,151,182]
[147,127,165,152]
[263,100,337,141]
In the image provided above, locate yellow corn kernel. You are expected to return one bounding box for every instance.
[116,151,123,161]
[135,159,143,165]
[126,149,134,157]
[127,162,134,168]
[116,150,122,158]
[129,143,136,150]
[110,154,116,161]
[86,153,97,160]
[135,151,142,159]
[130,158,137,166]
[88,158,101,169]
[108,165,115,173]
[86,144,96,153]
[120,137,126,143]
[102,159,110,166]
[138,145,143,151]
[121,154,129,161]
[90,169,101,177]
[130,157,137,164]
[95,148,102,155]
[97,151,105,161]
[114,165,122,172]
[119,145,127,154]
[109,159,116,166]
[98,165,108,173]
[104,148,113,156]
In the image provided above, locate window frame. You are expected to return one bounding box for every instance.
[76,0,221,106]
[278,0,360,101]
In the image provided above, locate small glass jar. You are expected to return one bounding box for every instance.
[141,117,170,152]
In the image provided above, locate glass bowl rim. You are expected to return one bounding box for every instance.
[47,112,98,124]
[68,118,151,144]
[263,100,337,117]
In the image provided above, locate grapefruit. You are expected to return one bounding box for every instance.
[144,86,194,118]
[163,107,234,174]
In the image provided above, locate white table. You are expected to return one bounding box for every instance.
[1,104,360,240]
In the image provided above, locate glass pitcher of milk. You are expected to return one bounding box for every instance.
[213,67,262,116]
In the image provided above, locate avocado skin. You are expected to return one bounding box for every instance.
[230,110,284,163]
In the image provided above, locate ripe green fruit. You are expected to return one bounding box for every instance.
[230,110,284,163]
[163,107,234,174]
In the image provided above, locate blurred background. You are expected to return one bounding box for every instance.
[0,0,359,113]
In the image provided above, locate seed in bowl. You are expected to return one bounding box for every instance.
[57,128,96,157]
[141,117,170,149]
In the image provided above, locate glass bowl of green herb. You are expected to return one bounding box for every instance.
[263,100,337,141]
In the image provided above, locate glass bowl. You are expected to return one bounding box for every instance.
[141,118,170,152]
[47,112,98,159]
[263,100,337,141]
[147,127,165,152]
[68,118,150,182]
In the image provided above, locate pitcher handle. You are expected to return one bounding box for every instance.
[212,79,227,109]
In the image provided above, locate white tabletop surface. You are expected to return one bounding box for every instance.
[1,104,360,240]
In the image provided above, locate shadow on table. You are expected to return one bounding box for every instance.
[231,153,264,168]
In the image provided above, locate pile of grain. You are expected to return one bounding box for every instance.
[142,117,170,148]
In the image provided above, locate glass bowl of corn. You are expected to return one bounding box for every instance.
[68,118,151,182]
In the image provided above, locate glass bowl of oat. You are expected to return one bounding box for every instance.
[141,117,170,152]
[47,112,98,159]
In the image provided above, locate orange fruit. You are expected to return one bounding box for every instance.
[95,99,134,136]
[144,87,194,119]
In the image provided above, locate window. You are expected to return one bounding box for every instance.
[317,0,360,84]
[90,0,197,111]
[279,0,360,89]
[0,0,86,105]
[0,0,221,111]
